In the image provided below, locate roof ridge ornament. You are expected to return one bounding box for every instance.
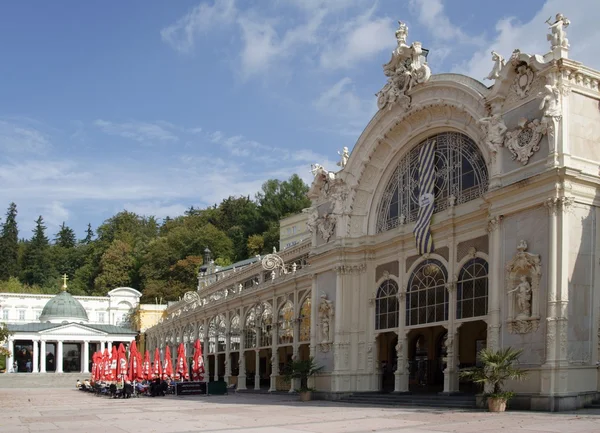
[376,21,431,111]
[61,273,68,292]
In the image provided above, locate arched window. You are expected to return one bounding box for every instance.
[244,307,257,348]
[216,315,227,352]
[457,258,489,319]
[259,303,273,347]
[376,132,488,233]
[299,297,311,342]
[375,279,399,330]
[406,259,448,326]
[230,315,241,351]
[278,301,294,345]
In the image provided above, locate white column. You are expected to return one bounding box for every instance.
[32,340,39,373]
[83,341,90,373]
[290,315,300,393]
[107,341,112,352]
[7,338,14,373]
[225,313,231,385]
[40,340,46,373]
[203,320,210,382]
[238,308,247,390]
[487,216,503,352]
[56,341,64,373]
[395,242,408,393]
[269,295,279,392]
[254,349,261,390]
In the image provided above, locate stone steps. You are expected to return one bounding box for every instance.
[0,372,84,388]
[585,399,600,409]
[338,392,478,409]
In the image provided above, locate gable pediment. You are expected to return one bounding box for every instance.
[40,323,108,337]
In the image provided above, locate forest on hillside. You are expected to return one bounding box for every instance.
[0,174,310,302]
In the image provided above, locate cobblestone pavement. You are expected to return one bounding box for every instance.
[1,388,600,433]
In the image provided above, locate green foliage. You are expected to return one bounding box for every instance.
[0,202,19,280]
[459,347,528,399]
[283,357,323,391]
[0,322,11,357]
[0,174,311,300]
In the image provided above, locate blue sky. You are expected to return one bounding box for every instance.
[0,0,598,239]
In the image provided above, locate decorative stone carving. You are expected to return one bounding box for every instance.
[183,291,200,303]
[337,147,349,168]
[512,65,535,98]
[376,21,431,111]
[317,213,336,243]
[318,292,334,351]
[506,240,541,334]
[308,163,335,200]
[477,113,507,156]
[504,117,548,165]
[261,252,287,276]
[546,13,570,50]
[485,51,505,81]
[539,76,565,119]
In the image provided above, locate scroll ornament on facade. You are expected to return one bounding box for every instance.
[318,293,334,352]
[506,240,541,334]
[503,117,548,165]
[376,21,431,111]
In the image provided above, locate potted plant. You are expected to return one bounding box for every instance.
[283,357,323,401]
[460,347,527,412]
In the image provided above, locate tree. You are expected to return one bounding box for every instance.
[256,174,311,223]
[247,234,264,257]
[20,216,54,287]
[0,322,11,357]
[54,222,76,248]
[82,223,94,244]
[93,240,135,295]
[0,203,19,280]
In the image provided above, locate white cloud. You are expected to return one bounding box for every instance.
[0,120,51,153]
[94,119,178,143]
[42,201,70,231]
[160,0,236,53]
[457,0,600,80]
[320,8,396,70]
[121,201,188,220]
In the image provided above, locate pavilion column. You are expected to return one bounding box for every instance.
[254,348,261,390]
[7,338,14,373]
[237,324,247,390]
[308,274,317,389]
[443,283,460,394]
[32,339,39,373]
[82,341,90,373]
[487,216,503,352]
[56,341,64,373]
[394,242,408,393]
[107,341,112,352]
[290,316,300,393]
[224,314,231,385]
[203,320,210,382]
[40,340,46,373]
[269,295,279,393]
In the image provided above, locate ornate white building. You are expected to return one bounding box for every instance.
[1,283,140,374]
[145,15,600,411]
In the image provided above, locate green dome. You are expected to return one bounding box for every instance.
[39,290,89,323]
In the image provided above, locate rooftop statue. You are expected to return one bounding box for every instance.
[546,13,570,50]
[485,51,505,80]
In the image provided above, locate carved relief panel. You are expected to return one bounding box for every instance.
[506,240,541,334]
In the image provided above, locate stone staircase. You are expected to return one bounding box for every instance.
[338,392,478,409]
[585,398,600,409]
[0,372,83,388]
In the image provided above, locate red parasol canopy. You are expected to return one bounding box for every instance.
[191,339,205,382]
[117,343,128,381]
[153,348,163,380]
[103,347,111,381]
[128,341,143,382]
[163,345,173,380]
[143,350,152,380]
[109,346,118,382]
[175,343,189,381]
[91,352,98,381]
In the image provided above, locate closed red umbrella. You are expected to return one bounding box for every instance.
[143,350,152,380]
[163,346,173,380]
[191,339,205,382]
[117,343,128,381]
[103,348,111,381]
[128,341,143,382]
[110,346,118,382]
[153,348,163,380]
[91,352,97,381]
[175,343,189,381]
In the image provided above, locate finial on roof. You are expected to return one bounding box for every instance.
[61,273,68,291]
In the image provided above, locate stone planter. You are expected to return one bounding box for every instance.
[488,397,507,412]
[299,391,312,402]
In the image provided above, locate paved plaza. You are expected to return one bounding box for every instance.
[1,388,600,433]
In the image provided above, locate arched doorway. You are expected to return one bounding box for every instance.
[377,332,398,392]
[408,327,446,393]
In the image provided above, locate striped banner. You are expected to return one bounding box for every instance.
[413,139,436,255]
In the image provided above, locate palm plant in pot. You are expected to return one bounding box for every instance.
[459,347,527,412]
[283,357,323,401]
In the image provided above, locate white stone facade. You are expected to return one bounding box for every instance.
[144,16,600,411]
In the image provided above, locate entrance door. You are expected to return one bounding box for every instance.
[377,332,397,392]
[408,327,446,393]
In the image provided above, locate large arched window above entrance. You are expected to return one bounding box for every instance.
[278,301,294,345]
[376,132,488,233]
[457,258,489,319]
[406,259,448,326]
[299,297,311,342]
[375,279,399,330]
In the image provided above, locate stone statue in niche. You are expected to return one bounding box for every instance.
[508,276,532,319]
[506,240,541,334]
[304,207,319,234]
[539,78,563,118]
[477,113,507,155]
[485,51,505,80]
[546,13,570,50]
[318,293,334,351]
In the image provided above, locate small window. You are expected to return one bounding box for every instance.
[286,228,292,235]
[18,310,25,321]
[2,309,9,320]
[98,312,105,323]
[35,311,41,320]
[292,226,297,234]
